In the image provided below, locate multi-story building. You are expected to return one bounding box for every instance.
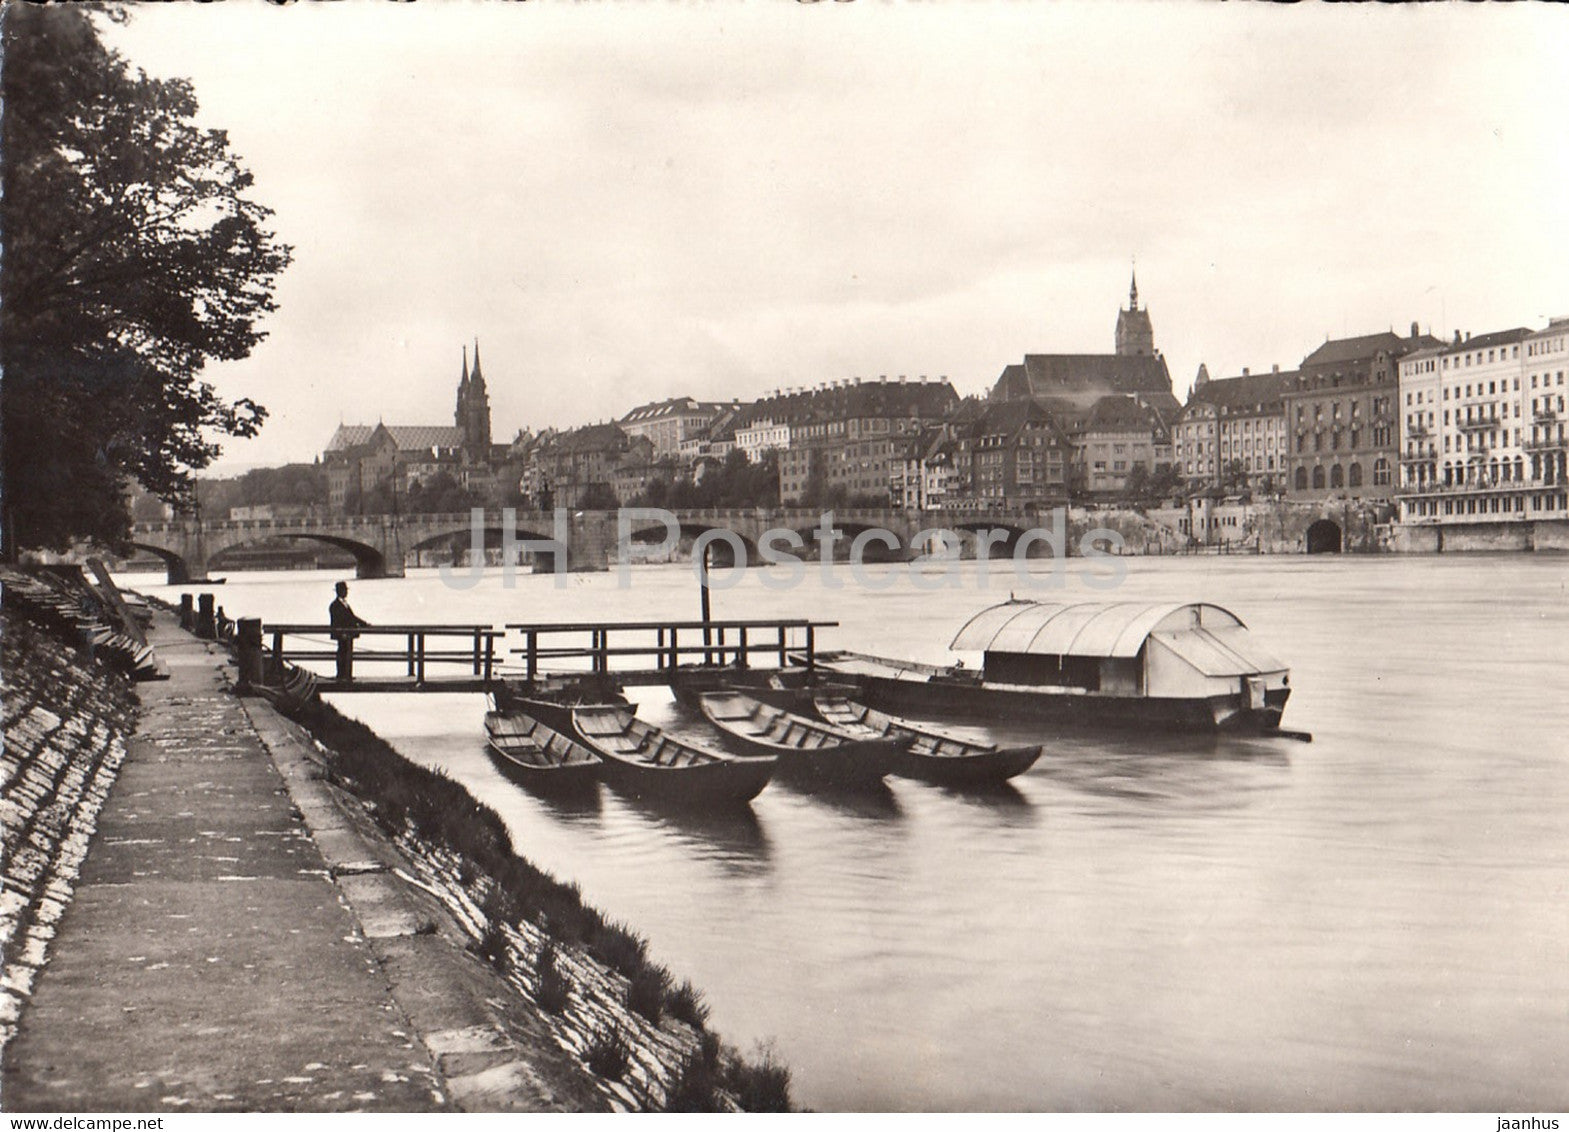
[761,377,958,505]
[1397,320,1568,525]
[618,397,736,461]
[1283,324,1443,500]
[734,418,790,463]
[1176,364,1291,493]
[1525,319,1569,517]
[528,424,655,509]
[1396,345,1444,504]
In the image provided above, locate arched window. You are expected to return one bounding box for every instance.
[1348,462,1363,487]
[1330,464,1344,489]
[1312,466,1326,490]
[1294,467,1308,491]
[1515,456,1524,481]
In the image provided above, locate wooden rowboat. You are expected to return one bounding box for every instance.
[569,703,776,807]
[696,690,906,789]
[484,711,600,793]
[810,695,1044,785]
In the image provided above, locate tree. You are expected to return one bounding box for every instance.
[1,4,291,553]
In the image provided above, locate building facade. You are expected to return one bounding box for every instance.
[1397,320,1569,525]
[1283,325,1442,501]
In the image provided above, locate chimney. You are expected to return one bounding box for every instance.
[1272,363,1280,374]
[1465,331,1471,342]
[1242,367,1250,376]
[1411,320,1420,339]
[1454,330,1462,346]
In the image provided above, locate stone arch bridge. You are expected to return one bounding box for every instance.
[128,507,1067,583]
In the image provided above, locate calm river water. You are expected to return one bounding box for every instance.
[129,554,1569,1111]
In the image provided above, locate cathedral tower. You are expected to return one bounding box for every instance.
[1115,270,1156,357]
[455,340,492,454]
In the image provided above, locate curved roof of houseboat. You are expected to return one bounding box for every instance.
[949,600,1285,674]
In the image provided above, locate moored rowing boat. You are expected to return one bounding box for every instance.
[696,690,907,789]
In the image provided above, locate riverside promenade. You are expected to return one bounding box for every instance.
[3,613,602,1112]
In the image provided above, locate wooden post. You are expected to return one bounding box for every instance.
[416,633,426,684]
[527,631,538,680]
[179,593,195,632]
[407,633,416,677]
[805,625,816,671]
[738,626,749,669]
[472,629,482,676]
[196,593,216,640]
[699,543,713,665]
[778,625,787,669]
[236,619,264,691]
[483,633,496,683]
[270,629,285,682]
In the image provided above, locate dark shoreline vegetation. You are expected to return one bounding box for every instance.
[291,695,794,1112]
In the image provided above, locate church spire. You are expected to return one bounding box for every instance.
[471,337,485,389]
[461,344,469,387]
[1129,266,1139,311]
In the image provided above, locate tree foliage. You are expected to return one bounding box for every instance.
[1,3,291,551]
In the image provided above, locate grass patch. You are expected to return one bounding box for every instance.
[534,940,571,1014]
[664,979,710,1030]
[724,1045,793,1114]
[663,1052,726,1113]
[626,962,671,1025]
[584,1024,630,1082]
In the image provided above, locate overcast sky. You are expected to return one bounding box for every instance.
[103,0,1569,473]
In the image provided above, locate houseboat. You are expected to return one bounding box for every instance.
[804,599,1293,734]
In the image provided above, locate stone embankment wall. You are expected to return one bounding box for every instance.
[0,607,138,1049]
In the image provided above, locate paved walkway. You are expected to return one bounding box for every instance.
[4,615,600,1112]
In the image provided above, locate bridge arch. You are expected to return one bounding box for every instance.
[203,530,396,579]
[128,542,203,585]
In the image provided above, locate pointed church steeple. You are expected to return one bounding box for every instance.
[1115,267,1155,357]
[455,339,492,454]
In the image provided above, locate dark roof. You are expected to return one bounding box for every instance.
[324,424,375,452]
[325,423,467,454]
[991,353,1179,419]
[1301,331,1444,369]
[542,423,630,454]
[732,379,958,431]
[1187,369,1294,414]
[1441,327,1533,354]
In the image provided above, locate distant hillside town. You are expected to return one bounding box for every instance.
[186,277,1568,538]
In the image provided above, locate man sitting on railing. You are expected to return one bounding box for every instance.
[329,581,370,680]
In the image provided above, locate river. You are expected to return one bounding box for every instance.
[127,554,1569,1111]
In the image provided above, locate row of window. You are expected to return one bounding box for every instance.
[1291,460,1391,490]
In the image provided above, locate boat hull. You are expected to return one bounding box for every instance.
[833,666,1289,734]
[696,692,902,789]
[483,713,601,795]
[519,698,776,808]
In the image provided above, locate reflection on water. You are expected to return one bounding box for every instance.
[128,555,1569,1111]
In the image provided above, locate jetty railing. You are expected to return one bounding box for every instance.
[262,623,505,688]
[505,618,839,680]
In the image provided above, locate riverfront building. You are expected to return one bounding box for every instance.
[618,397,737,461]
[1282,324,1443,501]
[1175,364,1292,493]
[1396,318,1569,525]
